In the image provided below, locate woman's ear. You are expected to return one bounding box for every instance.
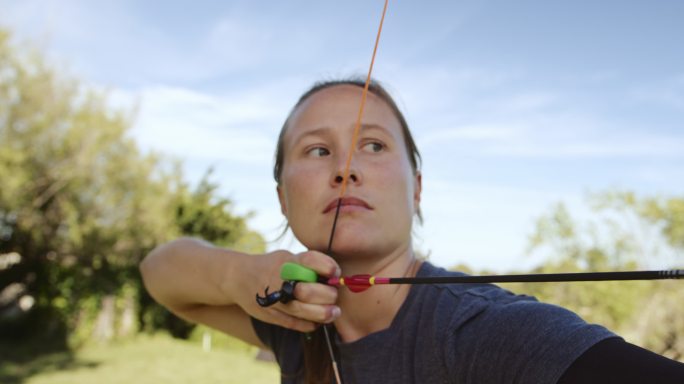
[277,185,288,216]
[413,171,422,212]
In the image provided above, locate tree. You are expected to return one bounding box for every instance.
[0,28,176,346]
[0,29,265,347]
[516,192,684,360]
[588,191,684,359]
[139,169,266,339]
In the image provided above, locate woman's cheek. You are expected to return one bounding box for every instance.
[383,165,418,219]
[377,161,412,191]
[282,165,328,236]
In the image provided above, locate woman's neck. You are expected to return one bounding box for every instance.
[333,243,422,343]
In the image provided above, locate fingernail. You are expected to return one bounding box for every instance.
[334,267,341,277]
[331,306,341,320]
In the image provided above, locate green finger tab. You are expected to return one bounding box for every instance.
[280,262,318,282]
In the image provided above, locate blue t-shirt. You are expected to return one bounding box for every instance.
[252,262,618,383]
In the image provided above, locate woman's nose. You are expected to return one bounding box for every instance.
[334,173,358,184]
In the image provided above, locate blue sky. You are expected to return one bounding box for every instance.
[2,0,683,271]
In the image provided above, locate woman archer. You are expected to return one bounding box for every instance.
[140,79,684,383]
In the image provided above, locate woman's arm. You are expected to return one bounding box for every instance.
[139,237,341,348]
[558,337,684,383]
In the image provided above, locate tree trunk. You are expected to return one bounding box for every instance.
[92,295,115,342]
[117,294,136,337]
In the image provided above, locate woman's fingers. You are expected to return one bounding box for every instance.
[294,282,338,305]
[295,250,341,278]
[246,249,343,332]
[278,301,341,325]
[261,307,318,333]
[260,302,340,333]
[260,282,339,331]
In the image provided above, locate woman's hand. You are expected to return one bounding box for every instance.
[141,239,342,339]
[234,250,341,333]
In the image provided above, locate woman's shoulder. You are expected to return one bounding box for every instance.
[390,261,539,337]
[405,262,616,383]
[404,261,614,335]
[411,262,604,328]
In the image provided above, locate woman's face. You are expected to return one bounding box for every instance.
[277,85,421,259]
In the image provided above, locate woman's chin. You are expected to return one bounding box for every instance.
[328,238,385,261]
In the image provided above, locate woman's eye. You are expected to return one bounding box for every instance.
[362,142,385,153]
[307,147,330,157]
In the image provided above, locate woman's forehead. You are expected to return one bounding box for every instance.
[285,84,401,141]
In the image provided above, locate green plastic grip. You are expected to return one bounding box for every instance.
[280,262,318,282]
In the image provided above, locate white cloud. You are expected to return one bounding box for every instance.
[0,0,327,84]
[417,107,684,160]
[386,65,516,115]
[123,85,280,165]
[418,123,522,148]
[483,130,684,159]
[632,165,684,187]
[111,74,322,165]
[497,92,559,113]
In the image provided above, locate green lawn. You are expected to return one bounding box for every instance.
[1,334,279,384]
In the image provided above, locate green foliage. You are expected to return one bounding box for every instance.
[626,281,684,361]
[174,169,265,252]
[508,267,647,332]
[526,200,648,270]
[591,190,684,250]
[0,29,265,345]
[137,169,267,339]
[1,28,167,342]
[514,190,684,359]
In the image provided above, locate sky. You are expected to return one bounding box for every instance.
[2,0,683,271]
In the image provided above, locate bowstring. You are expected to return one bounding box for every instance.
[322,1,390,383]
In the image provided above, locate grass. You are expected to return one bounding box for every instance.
[1,333,279,384]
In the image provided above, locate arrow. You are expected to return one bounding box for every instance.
[280,262,684,293]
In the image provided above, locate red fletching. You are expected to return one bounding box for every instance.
[343,274,373,292]
[327,275,374,292]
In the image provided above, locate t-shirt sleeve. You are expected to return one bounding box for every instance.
[251,316,277,351]
[446,298,619,384]
[250,316,304,380]
[251,316,300,355]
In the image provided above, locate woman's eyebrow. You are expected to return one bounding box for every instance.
[360,123,392,137]
[290,126,333,146]
[291,123,393,147]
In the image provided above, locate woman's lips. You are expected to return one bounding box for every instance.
[323,197,372,214]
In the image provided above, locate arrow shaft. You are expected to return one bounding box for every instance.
[326,269,684,290]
